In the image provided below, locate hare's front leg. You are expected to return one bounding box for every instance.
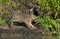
[26,22,36,30]
[29,22,37,29]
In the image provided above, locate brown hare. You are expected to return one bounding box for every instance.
[7,6,36,30]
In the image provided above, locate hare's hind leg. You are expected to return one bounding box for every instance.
[9,21,13,28]
[8,21,11,28]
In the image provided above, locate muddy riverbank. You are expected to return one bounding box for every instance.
[0,26,44,34]
[0,25,53,35]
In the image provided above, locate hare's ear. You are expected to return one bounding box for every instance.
[29,8,34,15]
[30,8,33,13]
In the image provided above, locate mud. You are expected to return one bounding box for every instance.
[0,26,44,35]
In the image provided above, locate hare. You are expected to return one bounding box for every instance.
[7,6,36,30]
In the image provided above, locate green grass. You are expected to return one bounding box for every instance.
[35,16,60,33]
[0,0,10,5]
[36,0,60,19]
[0,19,7,26]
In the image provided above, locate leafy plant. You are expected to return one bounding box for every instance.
[35,16,60,33]
[0,18,7,26]
[0,0,10,5]
[36,0,60,19]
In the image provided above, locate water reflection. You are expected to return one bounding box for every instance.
[42,35,59,39]
[0,33,60,39]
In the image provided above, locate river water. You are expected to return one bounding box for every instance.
[0,33,60,39]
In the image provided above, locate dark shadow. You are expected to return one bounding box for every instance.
[33,7,39,16]
[31,21,36,25]
[31,21,40,28]
[13,21,27,27]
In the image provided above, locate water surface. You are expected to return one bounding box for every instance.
[0,33,60,39]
